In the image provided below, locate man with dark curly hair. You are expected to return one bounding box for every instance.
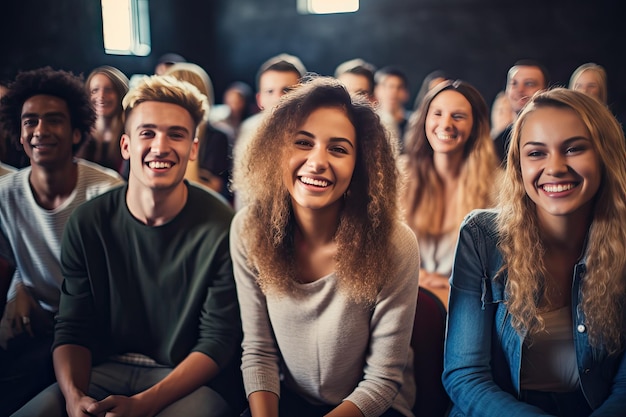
[0,66,123,415]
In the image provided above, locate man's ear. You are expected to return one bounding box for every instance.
[120,134,131,160]
[72,128,81,145]
[188,137,199,162]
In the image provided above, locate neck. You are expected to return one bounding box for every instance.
[538,208,592,255]
[94,116,122,141]
[29,160,78,210]
[292,203,341,247]
[125,180,188,226]
[433,152,463,182]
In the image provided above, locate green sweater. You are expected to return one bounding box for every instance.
[54,182,241,370]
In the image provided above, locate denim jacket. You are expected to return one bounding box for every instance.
[443,209,626,417]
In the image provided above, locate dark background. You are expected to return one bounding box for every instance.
[1,0,623,118]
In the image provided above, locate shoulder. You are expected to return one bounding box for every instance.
[71,185,125,221]
[461,208,499,237]
[76,158,123,180]
[186,182,234,223]
[0,167,30,198]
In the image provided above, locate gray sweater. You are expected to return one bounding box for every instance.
[231,209,420,417]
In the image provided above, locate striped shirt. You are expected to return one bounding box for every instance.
[0,158,123,311]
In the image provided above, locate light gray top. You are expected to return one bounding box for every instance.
[0,159,123,311]
[231,209,420,417]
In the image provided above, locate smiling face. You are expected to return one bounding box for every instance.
[20,94,80,168]
[121,101,198,193]
[89,73,120,118]
[506,66,546,113]
[425,89,474,156]
[520,106,601,225]
[283,106,357,215]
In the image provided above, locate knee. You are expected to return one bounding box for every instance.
[10,383,66,417]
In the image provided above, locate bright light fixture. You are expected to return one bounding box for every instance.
[101,0,151,56]
[298,0,359,14]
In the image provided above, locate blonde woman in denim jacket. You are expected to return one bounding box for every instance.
[444,88,626,417]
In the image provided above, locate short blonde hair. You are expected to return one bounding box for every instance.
[122,74,209,129]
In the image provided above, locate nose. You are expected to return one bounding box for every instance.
[545,153,567,175]
[150,132,169,155]
[306,147,328,172]
[32,118,47,137]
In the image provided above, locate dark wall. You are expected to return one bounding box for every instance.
[1,0,624,118]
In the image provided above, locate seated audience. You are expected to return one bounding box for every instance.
[0,67,123,416]
[231,76,419,416]
[400,80,499,302]
[154,52,186,75]
[14,74,242,417]
[444,88,626,416]
[210,81,255,146]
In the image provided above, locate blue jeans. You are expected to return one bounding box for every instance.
[12,361,232,417]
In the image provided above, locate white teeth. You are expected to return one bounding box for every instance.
[542,183,575,193]
[300,176,329,187]
[148,161,172,169]
[437,133,454,140]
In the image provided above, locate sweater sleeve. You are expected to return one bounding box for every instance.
[230,210,282,398]
[344,223,420,417]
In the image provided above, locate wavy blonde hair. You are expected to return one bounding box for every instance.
[402,80,499,237]
[232,77,399,305]
[498,87,626,353]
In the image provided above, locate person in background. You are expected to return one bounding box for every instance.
[490,90,516,139]
[568,62,608,106]
[154,52,187,76]
[231,76,419,417]
[14,74,242,417]
[165,62,232,202]
[413,70,448,111]
[233,53,306,209]
[0,67,123,416]
[76,65,129,177]
[210,81,255,146]
[374,66,412,153]
[0,82,29,169]
[334,57,377,102]
[400,79,499,304]
[493,59,550,164]
[444,88,626,416]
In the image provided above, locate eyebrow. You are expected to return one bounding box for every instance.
[21,111,67,119]
[296,130,355,149]
[522,136,591,147]
[136,123,190,134]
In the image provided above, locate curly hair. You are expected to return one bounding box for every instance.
[0,66,95,153]
[402,79,499,238]
[498,87,626,353]
[232,76,399,305]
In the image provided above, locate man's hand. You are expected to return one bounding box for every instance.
[65,392,101,417]
[86,395,158,417]
[10,284,38,336]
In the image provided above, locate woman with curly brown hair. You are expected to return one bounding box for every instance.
[400,80,499,300]
[230,76,419,417]
[444,88,626,416]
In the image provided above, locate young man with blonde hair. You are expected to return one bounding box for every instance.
[15,75,242,417]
